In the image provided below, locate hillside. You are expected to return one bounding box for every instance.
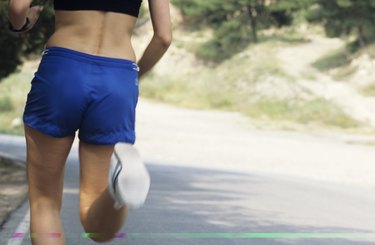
[1,5,375,137]
[133,5,375,135]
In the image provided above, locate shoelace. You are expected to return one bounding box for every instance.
[112,159,123,194]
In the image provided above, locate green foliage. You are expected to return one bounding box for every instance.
[173,0,307,62]
[141,38,362,130]
[0,0,54,80]
[196,18,251,61]
[360,83,375,97]
[0,4,23,79]
[306,0,375,46]
[0,95,14,112]
[244,98,360,128]
[174,0,375,62]
[312,47,350,71]
[24,2,55,56]
[0,65,35,135]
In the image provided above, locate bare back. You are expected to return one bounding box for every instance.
[47,10,138,61]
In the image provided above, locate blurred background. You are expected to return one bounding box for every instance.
[2,0,375,242]
[2,0,375,136]
[2,0,375,183]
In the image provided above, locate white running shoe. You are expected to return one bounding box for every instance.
[108,143,150,210]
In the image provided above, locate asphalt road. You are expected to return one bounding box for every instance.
[1,133,375,245]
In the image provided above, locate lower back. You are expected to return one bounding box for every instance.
[46,11,138,61]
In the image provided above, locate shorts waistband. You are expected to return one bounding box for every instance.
[41,46,139,70]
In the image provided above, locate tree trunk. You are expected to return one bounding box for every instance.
[247,5,258,43]
[358,26,366,48]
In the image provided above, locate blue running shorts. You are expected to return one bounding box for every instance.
[23,46,139,145]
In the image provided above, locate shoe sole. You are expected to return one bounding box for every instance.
[112,143,151,209]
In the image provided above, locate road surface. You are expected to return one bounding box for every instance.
[1,99,375,244]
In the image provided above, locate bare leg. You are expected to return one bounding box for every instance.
[78,140,128,243]
[25,124,75,245]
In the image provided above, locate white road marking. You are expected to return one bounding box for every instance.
[5,188,78,245]
[7,208,30,245]
[63,188,79,194]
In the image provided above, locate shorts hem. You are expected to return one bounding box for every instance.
[78,130,135,146]
[23,114,75,138]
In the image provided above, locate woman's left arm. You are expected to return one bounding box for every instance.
[8,0,44,32]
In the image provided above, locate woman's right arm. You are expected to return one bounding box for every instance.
[8,0,44,32]
[8,0,32,29]
[137,0,172,79]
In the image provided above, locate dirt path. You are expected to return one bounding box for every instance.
[277,36,375,127]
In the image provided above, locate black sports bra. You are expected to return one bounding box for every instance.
[53,0,142,18]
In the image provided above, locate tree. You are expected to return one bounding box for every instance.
[306,0,375,48]
[172,0,307,62]
[0,0,54,81]
[0,2,23,79]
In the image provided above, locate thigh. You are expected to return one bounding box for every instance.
[25,124,75,209]
[78,140,114,218]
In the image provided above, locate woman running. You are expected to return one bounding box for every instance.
[7,0,172,244]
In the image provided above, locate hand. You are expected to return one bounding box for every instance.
[24,5,44,32]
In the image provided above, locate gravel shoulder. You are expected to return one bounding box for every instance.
[0,157,28,228]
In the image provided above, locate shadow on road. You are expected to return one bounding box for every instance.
[120,163,375,245]
[6,158,373,245]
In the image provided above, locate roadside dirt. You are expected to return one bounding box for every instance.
[0,157,28,228]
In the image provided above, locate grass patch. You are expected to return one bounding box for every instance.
[360,42,375,59]
[259,29,310,46]
[360,83,375,97]
[219,40,294,83]
[0,96,14,112]
[140,75,238,111]
[141,41,290,111]
[244,98,360,128]
[323,42,375,81]
[0,66,34,135]
[141,73,361,129]
[331,63,358,81]
[313,47,350,71]
[140,38,362,130]
[301,70,317,80]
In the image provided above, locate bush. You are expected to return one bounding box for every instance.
[0,96,14,112]
[172,0,303,63]
[0,3,23,79]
